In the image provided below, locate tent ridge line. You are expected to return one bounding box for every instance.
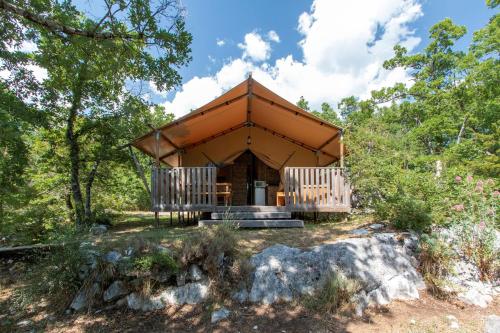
[252,93,343,131]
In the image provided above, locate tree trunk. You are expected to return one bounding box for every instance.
[84,160,100,222]
[456,114,468,144]
[66,63,87,228]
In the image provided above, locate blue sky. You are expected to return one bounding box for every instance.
[74,0,495,118]
[179,0,492,82]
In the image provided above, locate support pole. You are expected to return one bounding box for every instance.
[340,130,344,168]
[154,131,161,228]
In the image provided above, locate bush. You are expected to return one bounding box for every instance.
[418,233,455,298]
[179,222,245,298]
[305,270,360,314]
[13,241,87,311]
[448,176,499,280]
[180,222,239,276]
[133,251,178,272]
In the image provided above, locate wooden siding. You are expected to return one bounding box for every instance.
[151,167,217,211]
[284,167,351,212]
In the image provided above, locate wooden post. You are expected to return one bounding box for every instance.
[154,130,160,228]
[340,130,344,168]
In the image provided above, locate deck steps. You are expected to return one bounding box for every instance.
[210,211,291,220]
[212,206,288,212]
[199,206,303,228]
[199,219,304,228]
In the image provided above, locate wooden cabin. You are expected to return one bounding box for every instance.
[131,76,350,227]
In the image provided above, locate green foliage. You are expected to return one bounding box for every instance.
[418,233,455,298]
[180,222,243,298]
[346,11,499,232]
[448,176,499,279]
[13,241,87,311]
[133,251,178,272]
[305,270,360,314]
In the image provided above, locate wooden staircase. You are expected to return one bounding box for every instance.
[198,206,304,228]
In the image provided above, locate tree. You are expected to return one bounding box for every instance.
[296,96,311,111]
[1,0,192,227]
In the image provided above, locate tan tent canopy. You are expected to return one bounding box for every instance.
[132,76,344,169]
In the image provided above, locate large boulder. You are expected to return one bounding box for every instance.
[244,233,424,311]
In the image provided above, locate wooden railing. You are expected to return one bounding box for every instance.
[283,167,351,212]
[151,167,217,211]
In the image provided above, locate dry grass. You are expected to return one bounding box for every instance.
[98,212,377,257]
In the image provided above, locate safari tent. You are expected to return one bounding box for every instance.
[131,75,351,226]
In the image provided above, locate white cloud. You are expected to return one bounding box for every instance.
[238,32,271,62]
[267,30,280,43]
[164,0,423,118]
[2,41,48,82]
[216,38,225,47]
[162,76,223,116]
[149,81,167,97]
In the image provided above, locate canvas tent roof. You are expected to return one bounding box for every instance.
[132,76,343,169]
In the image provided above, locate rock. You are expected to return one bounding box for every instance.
[158,281,209,305]
[232,289,249,303]
[365,274,421,306]
[104,251,122,264]
[369,223,384,230]
[156,245,173,255]
[211,307,231,323]
[123,246,134,257]
[78,264,91,280]
[151,270,171,283]
[484,315,500,333]
[116,297,128,307]
[90,224,107,235]
[17,319,33,327]
[103,281,128,302]
[458,288,492,308]
[188,264,205,282]
[127,281,209,311]
[446,315,459,329]
[253,325,258,330]
[176,271,187,286]
[70,283,100,311]
[350,228,369,235]
[127,293,164,311]
[246,235,424,306]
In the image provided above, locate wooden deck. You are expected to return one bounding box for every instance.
[151,166,351,213]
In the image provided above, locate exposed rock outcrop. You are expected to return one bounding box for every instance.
[240,233,424,315]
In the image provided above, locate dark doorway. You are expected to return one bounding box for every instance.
[217,150,280,206]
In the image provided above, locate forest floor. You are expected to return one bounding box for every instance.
[1,213,498,332]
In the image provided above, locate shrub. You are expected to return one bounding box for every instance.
[180,222,244,298]
[418,233,455,298]
[419,233,455,278]
[133,251,178,272]
[305,270,360,314]
[13,241,87,311]
[180,222,239,276]
[448,176,499,280]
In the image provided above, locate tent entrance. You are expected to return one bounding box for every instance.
[217,150,280,206]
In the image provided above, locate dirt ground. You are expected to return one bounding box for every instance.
[1,213,498,333]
